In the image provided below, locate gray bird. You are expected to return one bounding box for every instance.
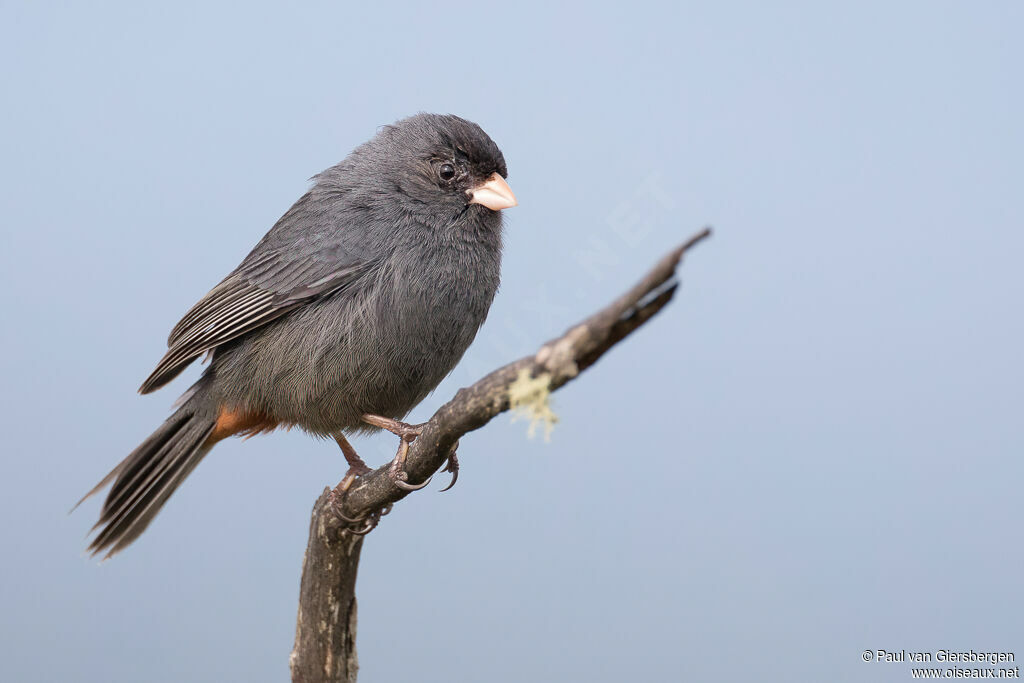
[79,113,517,558]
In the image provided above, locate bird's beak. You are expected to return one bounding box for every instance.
[468,173,517,211]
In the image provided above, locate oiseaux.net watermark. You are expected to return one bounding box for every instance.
[863,649,1019,679]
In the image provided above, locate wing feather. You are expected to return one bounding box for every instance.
[141,250,374,394]
[141,187,379,394]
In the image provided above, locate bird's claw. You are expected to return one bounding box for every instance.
[438,443,460,492]
[345,509,383,535]
[386,437,431,490]
[329,464,375,529]
[393,473,432,491]
[329,491,387,535]
[328,487,363,525]
[329,476,395,534]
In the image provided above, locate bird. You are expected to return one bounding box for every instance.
[78,113,517,558]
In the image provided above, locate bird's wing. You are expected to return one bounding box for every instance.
[139,235,378,395]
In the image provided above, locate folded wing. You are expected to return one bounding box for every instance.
[140,201,377,394]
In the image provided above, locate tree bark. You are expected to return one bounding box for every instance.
[290,491,363,683]
[290,229,711,682]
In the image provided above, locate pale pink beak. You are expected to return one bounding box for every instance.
[468,173,517,211]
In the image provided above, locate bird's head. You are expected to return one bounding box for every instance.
[325,113,516,235]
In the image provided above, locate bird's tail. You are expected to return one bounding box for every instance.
[77,391,217,559]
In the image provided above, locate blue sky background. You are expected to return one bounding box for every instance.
[1,2,1021,681]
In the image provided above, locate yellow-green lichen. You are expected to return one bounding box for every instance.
[508,368,559,441]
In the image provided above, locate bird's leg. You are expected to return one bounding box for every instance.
[361,414,431,491]
[330,432,374,525]
[334,432,372,484]
[362,415,425,440]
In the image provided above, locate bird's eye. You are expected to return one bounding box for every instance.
[438,163,456,181]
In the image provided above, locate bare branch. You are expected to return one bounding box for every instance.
[291,502,362,683]
[290,228,711,682]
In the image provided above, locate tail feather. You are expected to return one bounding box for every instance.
[88,411,190,528]
[81,401,216,559]
[93,411,193,531]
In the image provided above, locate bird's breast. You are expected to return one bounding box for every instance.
[384,237,501,364]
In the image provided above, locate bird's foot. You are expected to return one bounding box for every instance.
[362,414,432,491]
[330,432,386,533]
[329,463,392,535]
[386,438,432,491]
